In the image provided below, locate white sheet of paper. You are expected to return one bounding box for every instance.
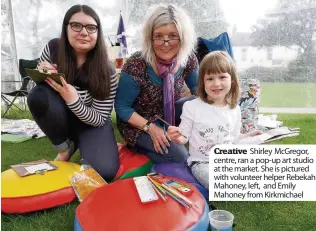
[236,133,272,145]
[24,163,53,174]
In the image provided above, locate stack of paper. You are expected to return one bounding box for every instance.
[257,114,283,130]
[237,127,300,145]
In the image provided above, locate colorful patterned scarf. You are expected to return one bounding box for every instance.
[156,57,177,125]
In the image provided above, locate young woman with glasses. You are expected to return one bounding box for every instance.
[115,4,198,163]
[27,5,119,181]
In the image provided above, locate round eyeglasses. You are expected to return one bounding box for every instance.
[68,22,98,34]
[153,39,180,46]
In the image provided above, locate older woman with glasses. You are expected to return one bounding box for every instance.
[27,5,119,181]
[115,4,198,163]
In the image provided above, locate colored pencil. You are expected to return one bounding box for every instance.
[161,183,193,206]
[164,190,190,208]
[150,181,166,201]
[147,176,167,197]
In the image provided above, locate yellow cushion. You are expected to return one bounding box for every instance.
[2,161,80,198]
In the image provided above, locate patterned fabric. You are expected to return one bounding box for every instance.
[117,52,198,146]
[190,162,209,189]
[239,78,260,134]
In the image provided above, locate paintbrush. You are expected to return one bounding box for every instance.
[155,115,187,139]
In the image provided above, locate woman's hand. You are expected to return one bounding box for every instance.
[46,76,79,104]
[38,61,58,73]
[148,123,170,154]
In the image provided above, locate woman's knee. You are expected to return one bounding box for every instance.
[27,85,50,117]
[172,151,189,163]
[93,157,119,181]
[169,144,189,163]
[79,127,120,181]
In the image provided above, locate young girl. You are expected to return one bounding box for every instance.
[167,51,262,188]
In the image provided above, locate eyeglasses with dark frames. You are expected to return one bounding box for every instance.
[68,22,98,34]
[153,39,180,46]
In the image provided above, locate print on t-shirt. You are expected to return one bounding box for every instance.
[198,123,231,156]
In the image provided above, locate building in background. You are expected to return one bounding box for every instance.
[230,26,298,71]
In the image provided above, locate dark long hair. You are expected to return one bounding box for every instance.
[58,5,111,100]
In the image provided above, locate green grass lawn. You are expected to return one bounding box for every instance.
[260,82,316,108]
[1,111,316,231]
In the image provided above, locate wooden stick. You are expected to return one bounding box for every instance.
[155,115,187,139]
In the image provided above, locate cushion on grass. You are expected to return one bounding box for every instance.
[1,134,32,143]
[196,32,234,63]
[113,143,153,181]
[74,178,209,231]
[1,161,80,213]
[151,163,209,200]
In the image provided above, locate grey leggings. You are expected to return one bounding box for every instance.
[190,162,209,189]
[27,84,119,181]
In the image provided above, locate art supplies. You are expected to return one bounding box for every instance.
[165,179,193,195]
[25,68,65,85]
[160,183,193,207]
[148,172,193,195]
[133,176,159,204]
[155,115,187,139]
[70,163,107,202]
[155,115,171,127]
[151,183,166,201]
[147,173,193,208]
[147,177,167,201]
[164,189,190,208]
[11,159,58,177]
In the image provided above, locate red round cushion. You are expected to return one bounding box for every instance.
[113,143,152,180]
[76,177,206,231]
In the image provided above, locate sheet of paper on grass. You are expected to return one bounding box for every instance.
[237,127,300,145]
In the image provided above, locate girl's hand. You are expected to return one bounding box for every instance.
[148,123,170,154]
[167,126,182,141]
[38,61,58,73]
[46,76,79,104]
[167,126,187,144]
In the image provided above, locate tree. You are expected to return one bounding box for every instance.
[128,0,227,39]
[250,0,316,54]
[286,45,316,82]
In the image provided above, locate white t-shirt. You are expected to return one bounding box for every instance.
[179,98,241,164]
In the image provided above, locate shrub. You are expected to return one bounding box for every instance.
[239,66,288,82]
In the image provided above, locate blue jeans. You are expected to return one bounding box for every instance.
[135,96,195,164]
[27,84,119,181]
